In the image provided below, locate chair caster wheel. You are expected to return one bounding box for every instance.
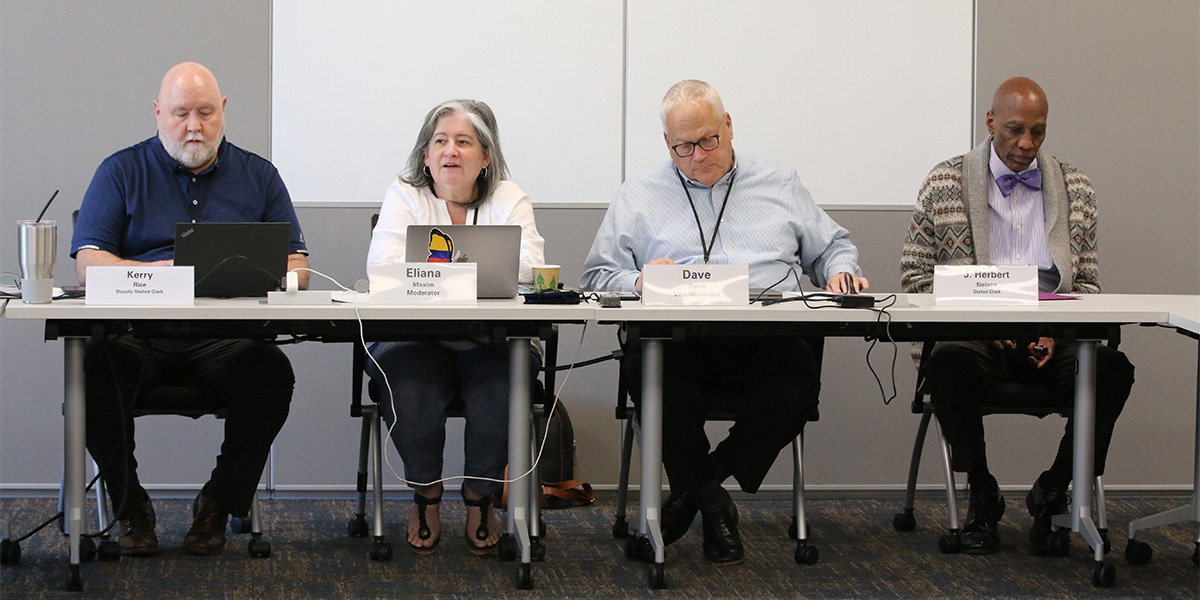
[516,563,533,589]
[497,533,518,562]
[1091,561,1116,587]
[893,510,916,532]
[1,539,21,566]
[347,516,369,537]
[369,539,392,561]
[938,532,961,554]
[629,535,653,563]
[79,537,97,563]
[1124,539,1152,565]
[1049,529,1071,556]
[66,564,82,591]
[248,538,271,558]
[648,563,666,589]
[230,517,252,535]
[97,540,121,561]
[1192,542,1198,567]
[612,516,629,539]
[794,542,819,565]
[531,538,546,562]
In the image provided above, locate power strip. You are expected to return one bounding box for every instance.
[836,294,877,308]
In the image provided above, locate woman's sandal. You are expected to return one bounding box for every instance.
[407,492,442,555]
[463,494,498,555]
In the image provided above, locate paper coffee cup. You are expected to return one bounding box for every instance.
[531,265,560,292]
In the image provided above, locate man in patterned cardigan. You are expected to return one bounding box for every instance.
[900,77,1135,555]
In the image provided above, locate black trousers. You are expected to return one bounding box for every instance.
[922,340,1134,480]
[84,337,294,518]
[623,337,820,495]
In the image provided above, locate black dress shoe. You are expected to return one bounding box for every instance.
[117,495,159,556]
[661,492,699,546]
[1025,478,1068,549]
[961,490,1005,555]
[183,493,229,556]
[701,501,744,565]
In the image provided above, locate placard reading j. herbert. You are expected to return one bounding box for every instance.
[933,265,1038,306]
[85,266,195,306]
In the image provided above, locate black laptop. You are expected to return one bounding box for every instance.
[174,222,290,297]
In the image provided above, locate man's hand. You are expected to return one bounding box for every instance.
[1027,336,1055,369]
[634,257,675,293]
[825,272,869,294]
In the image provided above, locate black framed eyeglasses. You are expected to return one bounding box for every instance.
[671,135,720,158]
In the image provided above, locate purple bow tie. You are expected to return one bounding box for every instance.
[995,168,1042,197]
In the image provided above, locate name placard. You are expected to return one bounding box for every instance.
[85,266,194,305]
[641,264,749,306]
[368,262,476,304]
[933,265,1038,306]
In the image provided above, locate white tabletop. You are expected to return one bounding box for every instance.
[3,296,597,322]
[5,293,1196,329]
[609,293,1179,325]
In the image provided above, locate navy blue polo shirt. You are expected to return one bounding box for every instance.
[72,136,307,262]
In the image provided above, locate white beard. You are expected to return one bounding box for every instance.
[159,123,223,169]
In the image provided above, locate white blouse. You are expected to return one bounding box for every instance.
[367,179,546,283]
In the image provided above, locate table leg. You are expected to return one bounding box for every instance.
[506,338,533,584]
[63,336,86,590]
[1052,340,1112,584]
[1126,338,1200,560]
[639,339,665,565]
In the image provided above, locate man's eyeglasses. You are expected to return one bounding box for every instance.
[671,135,720,158]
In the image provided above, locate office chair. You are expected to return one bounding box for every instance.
[50,210,269,563]
[348,213,557,562]
[347,332,557,562]
[611,335,825,566]
[892,339,1113,555]
[76,386,270,561]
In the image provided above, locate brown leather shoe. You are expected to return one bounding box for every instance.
[182,493,228,555]
[117,496,159,556]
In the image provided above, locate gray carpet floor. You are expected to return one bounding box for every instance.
[2,494,1197,599]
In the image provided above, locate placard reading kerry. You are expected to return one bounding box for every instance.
[85,266,194,305]
[368,262,476,304]
[641,264,749,306]
[933,265,1037,306]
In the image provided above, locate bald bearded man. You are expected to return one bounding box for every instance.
[71,62,309,556]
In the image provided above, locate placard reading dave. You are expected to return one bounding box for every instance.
[641,264,749,306]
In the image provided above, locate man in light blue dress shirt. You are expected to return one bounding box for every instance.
[581,80,868,564]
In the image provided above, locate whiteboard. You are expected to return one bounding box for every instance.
[271,1,625,205]
[273,1,973,206]
[625,0,974,206]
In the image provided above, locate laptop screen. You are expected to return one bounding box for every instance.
[402,224,521,298]
[174,222,290,297]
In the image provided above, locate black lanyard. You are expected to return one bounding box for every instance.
[677,169,735,264]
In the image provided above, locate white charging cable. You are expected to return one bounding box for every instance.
[298,268,580,492]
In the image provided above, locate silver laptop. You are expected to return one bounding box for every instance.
[403,224,521,298]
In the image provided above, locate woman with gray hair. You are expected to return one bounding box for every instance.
[365,99,545,555]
